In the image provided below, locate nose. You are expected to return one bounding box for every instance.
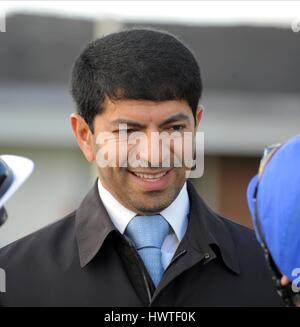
[135,128,171,168]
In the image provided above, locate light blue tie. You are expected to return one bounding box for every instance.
[125,214,170,287]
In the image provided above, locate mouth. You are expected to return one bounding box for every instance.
[127,168,173,191]
[128,170,170,181]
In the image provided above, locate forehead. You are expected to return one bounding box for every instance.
[102,98,193,122]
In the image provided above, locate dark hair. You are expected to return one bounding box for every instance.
[70,27,202,132]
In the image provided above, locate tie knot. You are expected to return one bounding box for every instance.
[125,214,170,250]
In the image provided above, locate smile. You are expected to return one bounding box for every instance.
[127,169,173,190]
[131,171,168,182]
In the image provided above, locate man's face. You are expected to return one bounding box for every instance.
[75,98,202,215]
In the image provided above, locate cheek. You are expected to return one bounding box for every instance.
[99,167,128,187]
[168,135,191,167]
[175,133,195,168]
[94,136,127,168]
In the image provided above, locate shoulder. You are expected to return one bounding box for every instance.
[217,214,265,257]
[219,215,257,243]
[219,215,264,255]
[217,214,273,275]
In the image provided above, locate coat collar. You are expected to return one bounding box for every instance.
[75,179,240,274]
[75,179,116,267]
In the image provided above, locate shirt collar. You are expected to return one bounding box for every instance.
[97,178,136,234]
[160,182,189,242]
[75,179,240,274]
[98,178,189,242]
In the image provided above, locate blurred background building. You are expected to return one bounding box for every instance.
[1,2,300,247]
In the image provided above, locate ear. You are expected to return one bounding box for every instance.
[70,113,95,162]
[195,105,204,129]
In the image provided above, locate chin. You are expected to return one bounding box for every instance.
[134,198,172,214]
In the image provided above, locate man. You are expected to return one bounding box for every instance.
[0,28,283,306]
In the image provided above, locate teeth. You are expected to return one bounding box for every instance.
[133,172,167,180]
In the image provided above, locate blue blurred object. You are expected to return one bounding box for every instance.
[247,134,300,281]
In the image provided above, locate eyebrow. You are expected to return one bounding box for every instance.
[111,113,190,128]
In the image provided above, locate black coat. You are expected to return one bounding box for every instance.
[0,180,284,306]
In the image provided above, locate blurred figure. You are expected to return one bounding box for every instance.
[0,155,34,226]
[247,135,300,307]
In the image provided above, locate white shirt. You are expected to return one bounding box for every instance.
[97,178,190,269]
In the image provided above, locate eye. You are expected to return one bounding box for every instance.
[126,129,138,133]
[169,125,186,131]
